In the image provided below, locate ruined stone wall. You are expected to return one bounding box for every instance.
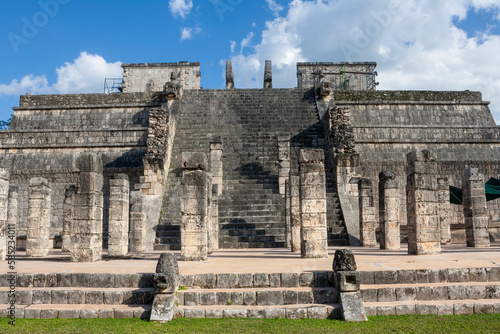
[0,93,156,246]
[331,97,500,241]
[122,62,201,92]
[297,62,377,91]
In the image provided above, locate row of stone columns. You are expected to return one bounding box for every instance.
[356,150,491,254]
[18,153,151,262]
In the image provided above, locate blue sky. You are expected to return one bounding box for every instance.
[1,0,500,123]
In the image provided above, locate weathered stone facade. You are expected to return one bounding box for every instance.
[0,60,499,255]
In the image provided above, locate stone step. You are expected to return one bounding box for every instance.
[220,241,286,249]
[0,287,154,305]
[219,217,284,224]
[0,303,151,319]
[2,273,155,288]
[219,222,285,230]
[364,299,500,316]
[177,287,336,306]
[178,303,341,319]
[219,213,283,220]
[219,227,285,236]
[360,282,500,303]
[153,243,181,251]
[218,235,286,244]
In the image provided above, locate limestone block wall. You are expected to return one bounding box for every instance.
[122,62,201,92]
[297,62,377,91]
[324,94,500,243]
[0,93,155,247]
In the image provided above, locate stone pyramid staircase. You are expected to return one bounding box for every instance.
[154,88,349,250]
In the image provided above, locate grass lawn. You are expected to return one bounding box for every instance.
[1,314,500,333]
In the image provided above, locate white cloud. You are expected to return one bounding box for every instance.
[180,26,201,42]
[229,0,500,123]
[169,0,193,19]
[0,52,122,96]
[267,0,284,17]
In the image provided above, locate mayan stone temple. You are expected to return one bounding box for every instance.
[1,61,500,320]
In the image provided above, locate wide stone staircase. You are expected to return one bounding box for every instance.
[154,88,349,250]
[3,266,499,319]
[0,273,154,319]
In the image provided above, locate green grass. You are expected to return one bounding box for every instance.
[1,314,500,334]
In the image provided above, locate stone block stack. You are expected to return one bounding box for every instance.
[129,191,147,252]
[437,177,451,244]
[62,185,76,253]
[290,174,301,253]
[378,171,400,250]
[406,150,441,255]
[299,149,328,258]
[463,168,490,248]
[358,178,377,247]
[0,169,9,260]
[108,174,130,256]
[26,177,51,257]
[71,153,103,262]
[181,152,209,261]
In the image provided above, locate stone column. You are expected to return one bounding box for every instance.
[378,171,400,250]
[71,153,103,262]
[299,149,328,258]
[62,185,76,252]
[210,137,223,196]
[358,178,377,247]
[463,168,490,248]
[206,178,213,255]
[7,186,18,253]
[278,136,290,195]
[181,153,208,261]
[0,169,9,260]
[285,178,291,248]
[26,177,51,257]
[226,60,234,89]
[0,171,10,260]
[129,191,147,252]
[438,177,451,244]
[406,150,441,255]
[264,60,272,89]
[108,174,130,256]
[290,174,301,253]
[208,184,219,252]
